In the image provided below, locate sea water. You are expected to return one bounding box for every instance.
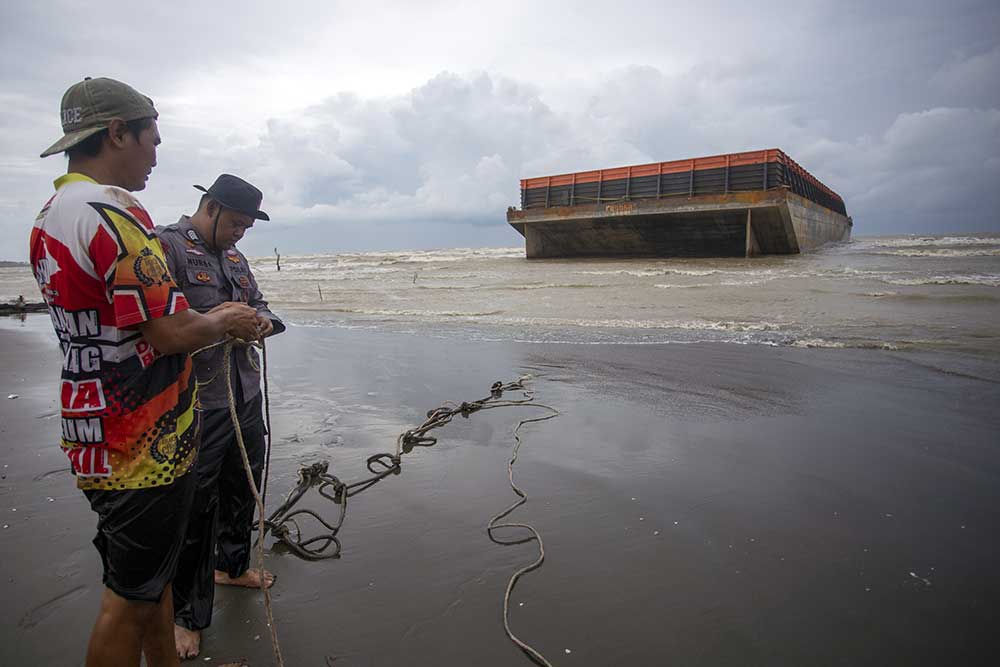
[4,234,998,356]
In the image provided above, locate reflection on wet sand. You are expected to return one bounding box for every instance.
[3,320,999,666]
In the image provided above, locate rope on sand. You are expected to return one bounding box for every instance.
[485,394,559,667]
[207,332,558,666]
[258,378,560,666]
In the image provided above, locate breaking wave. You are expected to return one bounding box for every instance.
[869,248,1000,258]
[576,268,721,277]
[853,236,1000,249]
[790,338,901,351]
[883,274,1000,287]
[321,307,507,318]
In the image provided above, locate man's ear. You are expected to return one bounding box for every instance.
[106,118,129,149]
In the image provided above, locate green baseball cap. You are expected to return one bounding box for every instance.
[40,77,158,158]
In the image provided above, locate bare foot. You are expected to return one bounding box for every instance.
[214,568,275,589]
[174,624,201,660]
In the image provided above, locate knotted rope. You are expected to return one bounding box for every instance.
[206,334,559,666]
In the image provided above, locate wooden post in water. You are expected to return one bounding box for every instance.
[745,209,753,258]
[317,283,323,301]
[274,248,281,271]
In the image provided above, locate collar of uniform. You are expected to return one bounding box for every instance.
[176,215,207,246]
[54,172,98,190]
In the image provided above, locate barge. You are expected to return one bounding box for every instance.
[507,149,851,258]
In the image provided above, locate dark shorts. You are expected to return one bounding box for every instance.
[83,470,197,603]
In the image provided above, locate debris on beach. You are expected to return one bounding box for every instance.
[1,300,47,315]
[7,394,18,400]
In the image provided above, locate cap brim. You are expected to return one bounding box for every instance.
[40,126,106,158]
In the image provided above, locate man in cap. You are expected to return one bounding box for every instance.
[157,175,285,658]
[29,78,260,666]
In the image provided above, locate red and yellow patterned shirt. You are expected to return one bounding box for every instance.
[29,173,198,490]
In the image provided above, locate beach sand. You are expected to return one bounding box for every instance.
[1,316,998,666]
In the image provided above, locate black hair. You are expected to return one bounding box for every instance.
[65,117,155,159]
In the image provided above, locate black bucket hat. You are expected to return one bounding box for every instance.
[194,174,270,221]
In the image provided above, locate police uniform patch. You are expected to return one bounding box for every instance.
[238,275,250,288]
[186,229,199,241]
[227,255,242,263]
[134,247,170,287]
[185,247,204,256]
[195,271,211,283]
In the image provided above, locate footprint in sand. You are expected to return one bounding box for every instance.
[32,468,69,482]
[18,585,88,629]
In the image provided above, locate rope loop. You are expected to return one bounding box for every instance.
[401,433,437,453]
[366,452,401,475]
[426,407,451,421]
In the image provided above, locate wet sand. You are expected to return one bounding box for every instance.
[2,317,998,666]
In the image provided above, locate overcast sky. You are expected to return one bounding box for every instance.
[1,0,998,259]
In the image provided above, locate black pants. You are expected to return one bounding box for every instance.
[85,469,197,603]
[173,393,265,631]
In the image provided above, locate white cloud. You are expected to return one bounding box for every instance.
[0,1,998,258]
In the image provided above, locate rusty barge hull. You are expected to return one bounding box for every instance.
[507,149,851,259]
[508,189,852,258]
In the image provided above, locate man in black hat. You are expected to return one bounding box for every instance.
[156,175,285,659]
